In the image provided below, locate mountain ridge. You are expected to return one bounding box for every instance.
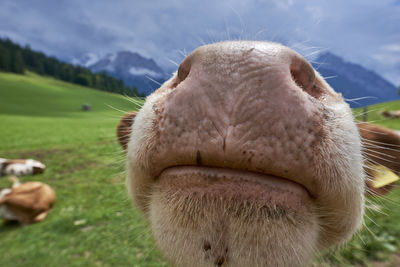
[312,52,398,107]
[87,51,169,95]
[81,49,398,105]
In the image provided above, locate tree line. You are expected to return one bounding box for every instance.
[0,38,144,97]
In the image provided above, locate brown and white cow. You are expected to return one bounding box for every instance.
[381,110,400,119]
[118,41,365,266]
[358,123,400,195]
[0,158,46,177]
[0,176,55,224]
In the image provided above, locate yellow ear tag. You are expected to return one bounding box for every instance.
[369,164,399,188]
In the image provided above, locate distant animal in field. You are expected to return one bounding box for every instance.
[117,41,366,266]
[82,104,91,111]
[357,123,400,195]
[381,110,400,118]
[0,158,45,177]
[0,176,55,224]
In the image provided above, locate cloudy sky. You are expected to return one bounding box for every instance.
[0,0,399,85]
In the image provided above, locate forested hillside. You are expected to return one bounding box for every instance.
[0,38,144,97]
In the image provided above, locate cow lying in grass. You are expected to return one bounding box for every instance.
[381,110,400,119]
[358,123,400,196]
[0,176,55,224]
[0,158,54,224]
[118,41,366,266]
[0,158,46,177]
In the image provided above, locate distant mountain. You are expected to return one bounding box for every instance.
[313,52,399,107]
[72,53,100,68]
[84,50,398,104]
[88,51,169,95]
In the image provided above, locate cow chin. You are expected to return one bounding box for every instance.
[149,185,319,267]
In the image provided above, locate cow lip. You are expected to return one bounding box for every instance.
[157,165,315,199]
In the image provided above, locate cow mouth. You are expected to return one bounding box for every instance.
[157,166,313,211]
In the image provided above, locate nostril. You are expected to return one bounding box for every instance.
[177,57,191,83]
[290,56,321,98]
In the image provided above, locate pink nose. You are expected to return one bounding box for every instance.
[174,41,321,101]
[153,41,337,192]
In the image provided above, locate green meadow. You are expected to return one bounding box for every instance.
[0,72,168,266]
[1,71,400,266]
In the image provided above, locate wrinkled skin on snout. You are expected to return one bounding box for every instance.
[118,41,365,267]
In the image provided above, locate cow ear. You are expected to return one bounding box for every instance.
[117,111,137,151]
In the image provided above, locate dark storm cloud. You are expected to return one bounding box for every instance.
[0,0,399,84]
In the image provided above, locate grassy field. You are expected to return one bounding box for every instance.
[2,71,400,266]
[0,72,168,266]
